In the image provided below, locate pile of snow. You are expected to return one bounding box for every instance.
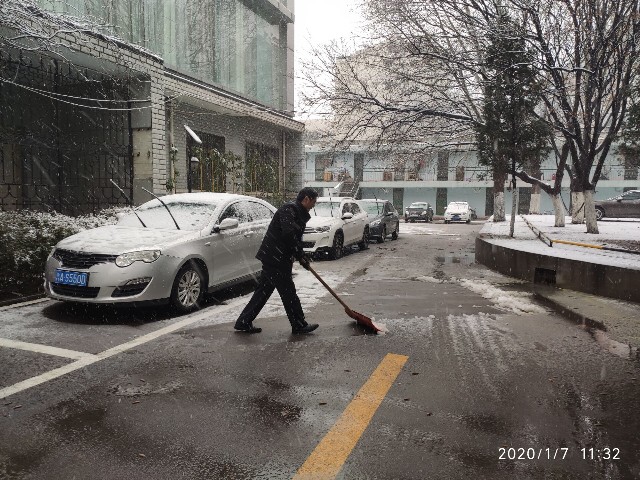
[458,279,546,315]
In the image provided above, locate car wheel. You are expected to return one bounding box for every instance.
[358,227,370,250]
[328,232,344,260]
[410,219,415,223]
[170,261,204,313]
[391,223,399,240]
[466,219,471,224]
[595,206,604,221]
[377,226,386,243]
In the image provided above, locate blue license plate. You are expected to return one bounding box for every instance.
[55,269,88,287]
[452,215,461,221]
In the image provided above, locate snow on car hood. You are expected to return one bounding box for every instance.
[306,216,341,229]
[55,225,198,255]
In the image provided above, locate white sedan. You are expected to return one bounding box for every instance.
[44,193,275,312]
[444,201,472,224]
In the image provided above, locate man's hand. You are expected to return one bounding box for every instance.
[299,254,312,270]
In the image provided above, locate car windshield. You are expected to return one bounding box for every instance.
[409,203,428,208]
[362,202,385,215]
[448,202,468,208]
[118,200,219,230]
[311,201,342,217]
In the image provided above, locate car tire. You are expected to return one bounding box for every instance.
[328,232,344,260]
[466,219,471,224]
[170,261,204,313]
[445,220,449,224]
[358,227,370,250]
[377,226,386,243]
[595,206,605,221]
[410,219,415,223]
[391,223,399,240]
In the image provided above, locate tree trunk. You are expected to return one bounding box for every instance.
[551,194,565,227]
[529,183,541,214]
[493,171,506,222]
[584,189,599,234]
[571,191,585,224]
[509,181,517,237]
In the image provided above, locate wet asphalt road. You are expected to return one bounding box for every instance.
[1,221,639,479]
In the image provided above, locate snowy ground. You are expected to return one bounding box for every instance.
[480,215,640,271]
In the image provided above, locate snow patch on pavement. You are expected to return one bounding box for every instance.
[458,279,546,315]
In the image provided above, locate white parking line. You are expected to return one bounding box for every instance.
[0,298,245,400]
[0,338,96,360]
[0,298,49,311]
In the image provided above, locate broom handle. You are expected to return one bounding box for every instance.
[307,264,350,311]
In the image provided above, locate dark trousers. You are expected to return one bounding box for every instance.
[235,263,307,329]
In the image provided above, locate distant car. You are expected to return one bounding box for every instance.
[44,193,276,312]
[405,202,434,223]
[359,199,399,243]
[595,190,640,220]
[302,197,369,260]
[444,201,472,224]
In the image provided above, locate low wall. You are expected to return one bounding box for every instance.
[475,237,640,303]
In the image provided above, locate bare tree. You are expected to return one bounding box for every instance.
[301,0,640,231]
[510,0,640,233]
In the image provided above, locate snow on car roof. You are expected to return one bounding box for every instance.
[448,201,469,206]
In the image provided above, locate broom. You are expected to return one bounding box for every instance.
[307,264,382,333]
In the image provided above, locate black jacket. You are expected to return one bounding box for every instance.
[256,201,311,268]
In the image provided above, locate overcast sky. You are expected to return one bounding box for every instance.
[294,0,364,118]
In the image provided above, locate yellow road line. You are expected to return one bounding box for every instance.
[551,239,604,249]
[294,353,409,480]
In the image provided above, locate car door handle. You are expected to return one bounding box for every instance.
[204,242,211,246]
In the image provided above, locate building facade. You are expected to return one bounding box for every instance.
[303,141,640,217]
[0,0,304,214]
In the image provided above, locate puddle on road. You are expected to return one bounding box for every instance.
[435,256,475,265]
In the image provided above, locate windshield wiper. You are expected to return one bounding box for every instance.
[109,179,147,228]
[142,187,180,230]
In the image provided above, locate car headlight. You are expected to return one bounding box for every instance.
[115,250,161,268]
[405,210,408,214]
[311,226,331,233]
[421,210,427,214]
[370,219,381,226]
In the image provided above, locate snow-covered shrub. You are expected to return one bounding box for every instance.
[0,208,125,293]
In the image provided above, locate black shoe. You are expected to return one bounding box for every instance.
[292,323,319,335]
[234,324,262,334]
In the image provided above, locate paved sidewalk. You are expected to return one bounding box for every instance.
[477,216,640,355]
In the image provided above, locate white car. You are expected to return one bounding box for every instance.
[444,201,472,224]
[44,193,276,312]
[302,197,370,259]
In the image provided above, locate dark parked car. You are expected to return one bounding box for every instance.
[359,199,400,243]
[595,190,640,220]
[404,202,434,223]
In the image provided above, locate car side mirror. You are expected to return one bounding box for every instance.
[213,218,239,233]
[342,212,354,220]
[617,198,622,202]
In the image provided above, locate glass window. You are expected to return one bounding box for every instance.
[312,202,341,217]
[220,202,250,223]
[36,0,288,109]
[351,203,361,215]
[247,202,273,220]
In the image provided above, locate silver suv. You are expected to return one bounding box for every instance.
[302,197,370,259]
